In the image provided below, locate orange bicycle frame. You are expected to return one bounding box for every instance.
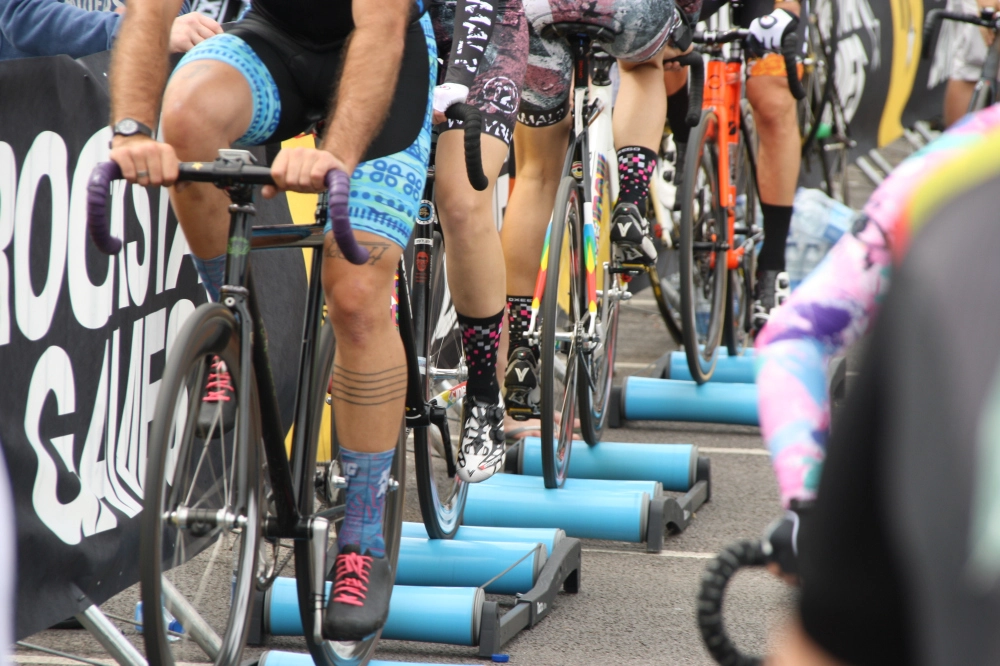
[702,57,746,271]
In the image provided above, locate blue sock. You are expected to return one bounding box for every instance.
[190,253,226,302]
[338,447,395,557]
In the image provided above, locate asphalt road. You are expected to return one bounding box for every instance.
[13,151,903,666]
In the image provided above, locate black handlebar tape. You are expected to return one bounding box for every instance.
[781,32,807,101]
[445,103,489,191]
[675,51,705,127]
[697,539,767,666]
[86,161,124,254]
[175,162,276,184]
[922,9,945,61]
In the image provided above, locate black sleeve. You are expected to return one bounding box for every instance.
[797,296,914,666]
[442,0,498,88]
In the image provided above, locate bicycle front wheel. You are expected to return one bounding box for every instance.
[540,176,582,488]
[411,229,468,538]
[141,302,262,666]
[294,321,407,666]
[679,110,728,384]
[726,100,761,356]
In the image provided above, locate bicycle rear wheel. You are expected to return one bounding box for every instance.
[294,321,406,665]
[140,302,261,666]
[577,174,620,446]
[410,228,468,538]
[679,110,728,383]
[726,101,761,356]
[540,176,582,488]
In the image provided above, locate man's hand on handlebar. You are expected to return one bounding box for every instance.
[662,42,695,71]
[110,135,180,188]
[264,146,351,199]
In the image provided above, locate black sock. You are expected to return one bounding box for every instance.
[458,309,504,402]
[667,85,692,147]
[506,296,538,361]
[616,146,658,211]
[757,203,793,272]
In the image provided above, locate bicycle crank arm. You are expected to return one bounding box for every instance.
[309,516,331,647]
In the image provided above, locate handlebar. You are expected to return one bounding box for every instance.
[693,28,806,101]
[444,103,489,191]
[86,158,370,264]
[697,539,767,666]
[667,51,706,127]
[922,9,999,60]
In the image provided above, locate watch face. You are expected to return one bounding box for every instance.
[118,119,138,135]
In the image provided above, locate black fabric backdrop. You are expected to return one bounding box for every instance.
[0,53,306,639]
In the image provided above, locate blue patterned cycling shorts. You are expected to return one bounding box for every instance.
[174,14,437,249]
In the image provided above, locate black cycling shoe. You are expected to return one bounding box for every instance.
[456,393,506,482]
[611,201,657,266]
[322,545,392,641]
[752,269,791,331]
[196,356,236,437]
[503,347,541,421]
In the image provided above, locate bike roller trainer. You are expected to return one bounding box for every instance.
[609,373,759,427]
[464,439,710,552]
[251,526,581,657]
[651,349,757,383]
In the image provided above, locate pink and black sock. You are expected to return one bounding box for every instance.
[458,310,503,402]
[506,296,538,361]
[617,145,658,213]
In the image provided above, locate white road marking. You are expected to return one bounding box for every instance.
[583,547,716,559]
[14,657,209,666]
[623,298,658,307]
[614,361,652,369]
[699,447,769,456]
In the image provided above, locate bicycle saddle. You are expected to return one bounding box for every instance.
[542,21,619,44]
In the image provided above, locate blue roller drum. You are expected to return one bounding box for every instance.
[264,578,483,645]
[260,650,481,666]
[400,522,564,554]
[519,438,696,492]
[622,376,759,426]
[483,469,663,498]
[463,483,649,542]
[395,537,543,594]
[664,351,756,383]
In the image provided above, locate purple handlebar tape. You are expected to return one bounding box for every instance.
[325,169,369,265]
[86,161,124,255]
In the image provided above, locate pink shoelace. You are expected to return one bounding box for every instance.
[332,551,372,606]
[203,357,234,403]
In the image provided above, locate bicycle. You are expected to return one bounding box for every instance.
[799,0,853,204]
[668,26,804,383]
[923,7,1000,113]
[697,539,768,666]
[85,103,486,666]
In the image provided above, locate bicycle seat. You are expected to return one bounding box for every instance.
[541,21,619,44]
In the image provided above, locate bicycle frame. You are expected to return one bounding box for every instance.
[700,45,748,271]
[528,36,623,347]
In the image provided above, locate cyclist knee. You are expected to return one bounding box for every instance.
[746,79,797,128]
[162,75,250,158]
[325,275,391,346]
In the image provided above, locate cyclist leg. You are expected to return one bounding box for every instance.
[432,0,528,481]
[741,0,801,326]
[943,0,987,126]
[501,15,573,419]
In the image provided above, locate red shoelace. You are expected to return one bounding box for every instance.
[203,357,234,403]
[332,551,372,606]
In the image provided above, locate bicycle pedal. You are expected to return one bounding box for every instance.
[507,406,541,422]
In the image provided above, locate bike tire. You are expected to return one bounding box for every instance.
[411,230,468,538]
[140,302,261,666]
[577,187,620,447]
[679,110,728,384]
[726,101,760,356]
[697,539,768,666]
[294,320,407,666]
[540,176,582,488]
[648,262,685,346]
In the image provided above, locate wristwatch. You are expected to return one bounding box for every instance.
[112,118,154,140]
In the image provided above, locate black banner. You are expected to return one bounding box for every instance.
[0,54,306,638]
